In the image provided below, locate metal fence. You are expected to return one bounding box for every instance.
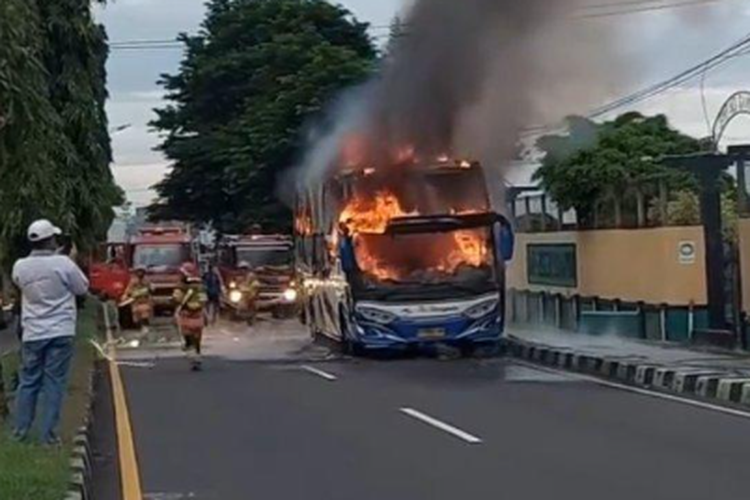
[508,288,712,343]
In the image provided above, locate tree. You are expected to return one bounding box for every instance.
[151,0,377,233]
[533,113,704,225]
[653,190,738,243]
[0,0,120,268]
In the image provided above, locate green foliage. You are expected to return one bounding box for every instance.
[151,0,377,233]
[533,113,703,224]
[0,0,120,268]
[653,190,738,243]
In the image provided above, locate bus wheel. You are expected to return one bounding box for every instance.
[339,309,353,355]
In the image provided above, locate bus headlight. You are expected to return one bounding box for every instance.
[229,290,243,304]
[283,288,298,303]
[464,300,498,319]
[357,307,397,325]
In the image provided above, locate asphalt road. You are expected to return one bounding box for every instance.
[93,319,750,500]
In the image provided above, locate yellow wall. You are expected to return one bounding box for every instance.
[508,227,707,306]
[738,218,750,313]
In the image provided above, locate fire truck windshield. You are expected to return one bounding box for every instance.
[236,247,292,268]
[352,227,496,299]
[133,244,187,269]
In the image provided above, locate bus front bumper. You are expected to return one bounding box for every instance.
[352,316,504,351]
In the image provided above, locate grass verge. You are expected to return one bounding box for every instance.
[0,300,102,500]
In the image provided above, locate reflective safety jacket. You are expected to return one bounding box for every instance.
[174,284,208,312]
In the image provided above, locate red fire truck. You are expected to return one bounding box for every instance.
[89,225,196,318]
[218,234,298,319]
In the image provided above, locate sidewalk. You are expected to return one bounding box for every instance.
[507,325,750,407]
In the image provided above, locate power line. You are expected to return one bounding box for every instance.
[109,24,395,48]
[521,30,750,138]
[577,0,724,18]
[588,32,750,118]
[109,0,737,50]
[580,0,692,9]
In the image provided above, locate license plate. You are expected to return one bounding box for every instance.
[418,328,446,340]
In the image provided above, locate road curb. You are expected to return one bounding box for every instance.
[64,368,97,500]
[505,336,750,410]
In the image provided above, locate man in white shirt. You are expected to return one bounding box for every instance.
[11,220,89,445]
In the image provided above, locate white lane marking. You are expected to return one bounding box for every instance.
[400,407,483,444]
[514,360,750,421]
[89,339,155,369]
[301,365,338,381]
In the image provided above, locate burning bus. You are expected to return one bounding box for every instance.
[295,157,514,353]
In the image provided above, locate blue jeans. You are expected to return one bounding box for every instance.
[14,336,74,443]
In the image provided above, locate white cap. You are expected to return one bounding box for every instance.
[27,219,62,242]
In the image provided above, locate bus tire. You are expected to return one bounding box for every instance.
[307,304,318,339]
[339,308,353,355]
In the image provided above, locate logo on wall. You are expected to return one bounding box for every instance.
[678,241,697,265]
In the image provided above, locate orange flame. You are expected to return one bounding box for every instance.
[339,189,490,281]
[340,191,416,235]
[295,212,313,236]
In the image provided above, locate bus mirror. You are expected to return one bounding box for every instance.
[498,222,515,262]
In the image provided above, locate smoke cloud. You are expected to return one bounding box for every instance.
[292,0,643,194]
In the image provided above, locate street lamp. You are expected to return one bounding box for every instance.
[110,123,132,135]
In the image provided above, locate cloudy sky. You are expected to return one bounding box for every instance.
[97,0,750,206]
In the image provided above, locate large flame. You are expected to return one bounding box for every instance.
[340,191,416,235]
[339,189,490,282]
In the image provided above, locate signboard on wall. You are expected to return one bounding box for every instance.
[527,244,578,288]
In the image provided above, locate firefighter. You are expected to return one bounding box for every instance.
[174,263,208,371]
[237,261,261,324]
[122,267,153,334]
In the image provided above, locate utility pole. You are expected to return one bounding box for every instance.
[728,145,750,215]
[727,145,750,349]
[663,153,733,333]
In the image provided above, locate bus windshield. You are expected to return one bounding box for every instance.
[236,247,292,268]
[352,227,497,299]
[133,244,188,269]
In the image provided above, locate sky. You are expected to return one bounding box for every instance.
[97,0,750,206]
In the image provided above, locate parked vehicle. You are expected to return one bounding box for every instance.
[88,224,197,326]
[218,234,298,319]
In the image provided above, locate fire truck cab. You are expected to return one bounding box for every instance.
[88,243,131,301]
[218,234,298,318]
[129,226,194,310]
[89,224,195,319]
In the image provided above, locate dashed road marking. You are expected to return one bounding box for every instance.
[400,407,483,444]
[301,365,338,381]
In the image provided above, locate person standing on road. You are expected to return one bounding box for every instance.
[202,263,223,325]
[237,262,261,324]
[11,220,89,445]
[174,264,208,371]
